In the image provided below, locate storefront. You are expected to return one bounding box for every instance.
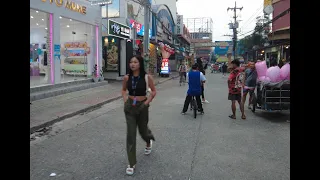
[151,4,175,75]
[102,19,132,78]
[30,0,102,87]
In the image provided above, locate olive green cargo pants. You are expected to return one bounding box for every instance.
[124,98,155,166]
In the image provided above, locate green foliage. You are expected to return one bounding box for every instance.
[239,24,268,52]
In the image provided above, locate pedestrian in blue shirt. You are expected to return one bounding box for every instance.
[181,64,205,114]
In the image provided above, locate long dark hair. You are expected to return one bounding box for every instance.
[128,55,147,77]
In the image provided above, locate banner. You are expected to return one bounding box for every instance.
[214,41,232,63]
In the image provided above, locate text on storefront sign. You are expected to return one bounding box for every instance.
[41,0,87,15]
[108,19,131,39]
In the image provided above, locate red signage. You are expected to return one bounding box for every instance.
[130,19,142,34]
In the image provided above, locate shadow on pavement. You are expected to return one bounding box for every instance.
[252,111,290,123]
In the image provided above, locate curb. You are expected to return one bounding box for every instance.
[30,74,179,134]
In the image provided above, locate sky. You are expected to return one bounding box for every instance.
[176,0,265,41]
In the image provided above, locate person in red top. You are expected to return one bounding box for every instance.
[228,59,246,120]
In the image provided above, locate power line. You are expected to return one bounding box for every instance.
[238,8,290,38]
[239,4,263,30]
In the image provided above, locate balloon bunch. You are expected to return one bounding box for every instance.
[255,60,290,83]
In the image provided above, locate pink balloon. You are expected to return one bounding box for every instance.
[265,77,271,82]
[280,63,290,80]
[266,66,281,82]
[285,73,290,80]
[255,61,268,77]
[258,76,266,82]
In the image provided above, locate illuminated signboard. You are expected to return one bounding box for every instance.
[161,58,169,74]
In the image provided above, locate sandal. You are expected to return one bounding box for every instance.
[144,140,153,155]
[229,115,236,119]
[241,115,246,120]
[126,165,135,175]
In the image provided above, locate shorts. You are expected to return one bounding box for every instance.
[228,93,241,102]
[243,87,255,95]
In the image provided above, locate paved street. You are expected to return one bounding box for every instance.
[30,72,290,180]
[30,72,178,133]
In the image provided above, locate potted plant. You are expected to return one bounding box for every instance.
[92,64,99,82]
[99,68,104,81]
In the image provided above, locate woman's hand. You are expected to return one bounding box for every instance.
[123,97,128,103]
[122,75,129,103]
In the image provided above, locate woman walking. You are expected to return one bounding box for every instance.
[178,61,187,85]
[121,55,156,175]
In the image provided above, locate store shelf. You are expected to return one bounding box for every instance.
[66,56,86,58]
[65,48,86,50]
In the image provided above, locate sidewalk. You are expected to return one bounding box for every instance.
[30,72,179,133]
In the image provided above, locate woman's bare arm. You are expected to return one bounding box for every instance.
[145,75,156,105]
[122,75,129,103]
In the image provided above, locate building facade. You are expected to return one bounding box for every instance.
[30,0,102,87]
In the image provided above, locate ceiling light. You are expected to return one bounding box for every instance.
[36,11,39,13]
[45,28,48,30]
[59,16,62,19]
[67,25,70,27]
[42,19,44,21]
[36,23,39,26]
[31,16,34,18]
[70,19,72,21]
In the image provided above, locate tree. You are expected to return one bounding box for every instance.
[239,18,269,53]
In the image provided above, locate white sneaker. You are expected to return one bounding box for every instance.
[203,100,209,104]
[144,140,153,155]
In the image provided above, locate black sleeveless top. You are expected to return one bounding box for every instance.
[127,75,147,96]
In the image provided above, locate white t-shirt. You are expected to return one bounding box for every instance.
[186,71,207,82]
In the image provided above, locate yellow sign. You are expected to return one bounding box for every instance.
[264,0,272,7]
[41,0,86,15]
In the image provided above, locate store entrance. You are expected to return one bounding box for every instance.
[30,9,49,87]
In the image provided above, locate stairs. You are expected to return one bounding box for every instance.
[30,79,108,101]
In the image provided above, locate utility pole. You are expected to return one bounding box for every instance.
[227,1,243,60]
[143,0,151,73]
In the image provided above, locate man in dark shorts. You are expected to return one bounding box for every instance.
[227,59,245,120]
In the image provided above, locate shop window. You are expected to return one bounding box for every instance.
[60,17,94,78]
[103,37,120,72]
[30,9,49,87]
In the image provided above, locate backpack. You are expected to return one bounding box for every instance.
[235,71,245,89]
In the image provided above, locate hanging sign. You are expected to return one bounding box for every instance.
[108,19,131,39]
